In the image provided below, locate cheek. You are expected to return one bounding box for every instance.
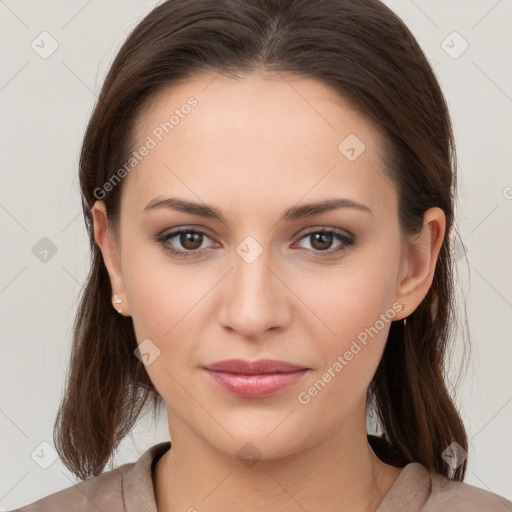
[119,230,215,339]
[294,257,399,347]
[121,256,210,397]
[290,247,401,395]
[293,275,397,420]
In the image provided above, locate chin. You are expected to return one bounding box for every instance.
[201,417,315,463]
[215,436,303,465]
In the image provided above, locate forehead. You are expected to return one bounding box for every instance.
[123,71,395,219]
[135,71,373,151]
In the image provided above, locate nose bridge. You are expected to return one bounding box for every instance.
[218,234,288,337]
[233,234,278,306]
[235,236,273,296]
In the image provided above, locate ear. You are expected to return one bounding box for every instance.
[91,200,130,316]
[394,207,446,319]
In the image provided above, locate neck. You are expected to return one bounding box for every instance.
[154,417,402,512]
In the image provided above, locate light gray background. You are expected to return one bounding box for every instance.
[1,0,511,508]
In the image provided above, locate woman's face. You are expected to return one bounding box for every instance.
[94,71,430,460]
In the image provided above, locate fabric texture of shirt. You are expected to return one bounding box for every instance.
[10,441,512,511]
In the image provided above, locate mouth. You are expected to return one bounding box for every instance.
[202,358,310,398]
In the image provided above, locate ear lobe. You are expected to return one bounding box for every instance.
[394,207,446,319]
[91,201,129,313]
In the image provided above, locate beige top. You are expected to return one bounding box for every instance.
[11,441,512,511]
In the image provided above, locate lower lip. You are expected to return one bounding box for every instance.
[204,369,308,398]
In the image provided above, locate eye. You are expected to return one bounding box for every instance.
[293,228,354,256]
[154,226,355,259]
[155,227,217,258]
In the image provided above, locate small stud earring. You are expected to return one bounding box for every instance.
[112,294,123,314]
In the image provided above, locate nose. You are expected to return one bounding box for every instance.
[217,242,292,340]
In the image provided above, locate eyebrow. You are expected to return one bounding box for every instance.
[143,196,373,222]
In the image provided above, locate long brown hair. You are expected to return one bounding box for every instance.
[54,0,469,481]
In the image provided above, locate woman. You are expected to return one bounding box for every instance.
[12,0,512,510]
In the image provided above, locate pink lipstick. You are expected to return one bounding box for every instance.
[203,358,309,398]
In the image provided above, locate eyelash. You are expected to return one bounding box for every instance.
[154,227,355,259]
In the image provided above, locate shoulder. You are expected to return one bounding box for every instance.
[379,462,512,512]
[423,471,512,511]
[8,463,128,511]
[9,441,171,512]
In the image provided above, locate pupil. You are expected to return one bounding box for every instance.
[312,232,332,250]
[182,232,202,250]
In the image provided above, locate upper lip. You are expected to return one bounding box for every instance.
[203,358,308,375]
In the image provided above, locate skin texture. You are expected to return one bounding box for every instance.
[92,71,445,512]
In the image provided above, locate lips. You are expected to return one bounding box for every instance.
[203,358,309,398]
[203,358,308,374]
